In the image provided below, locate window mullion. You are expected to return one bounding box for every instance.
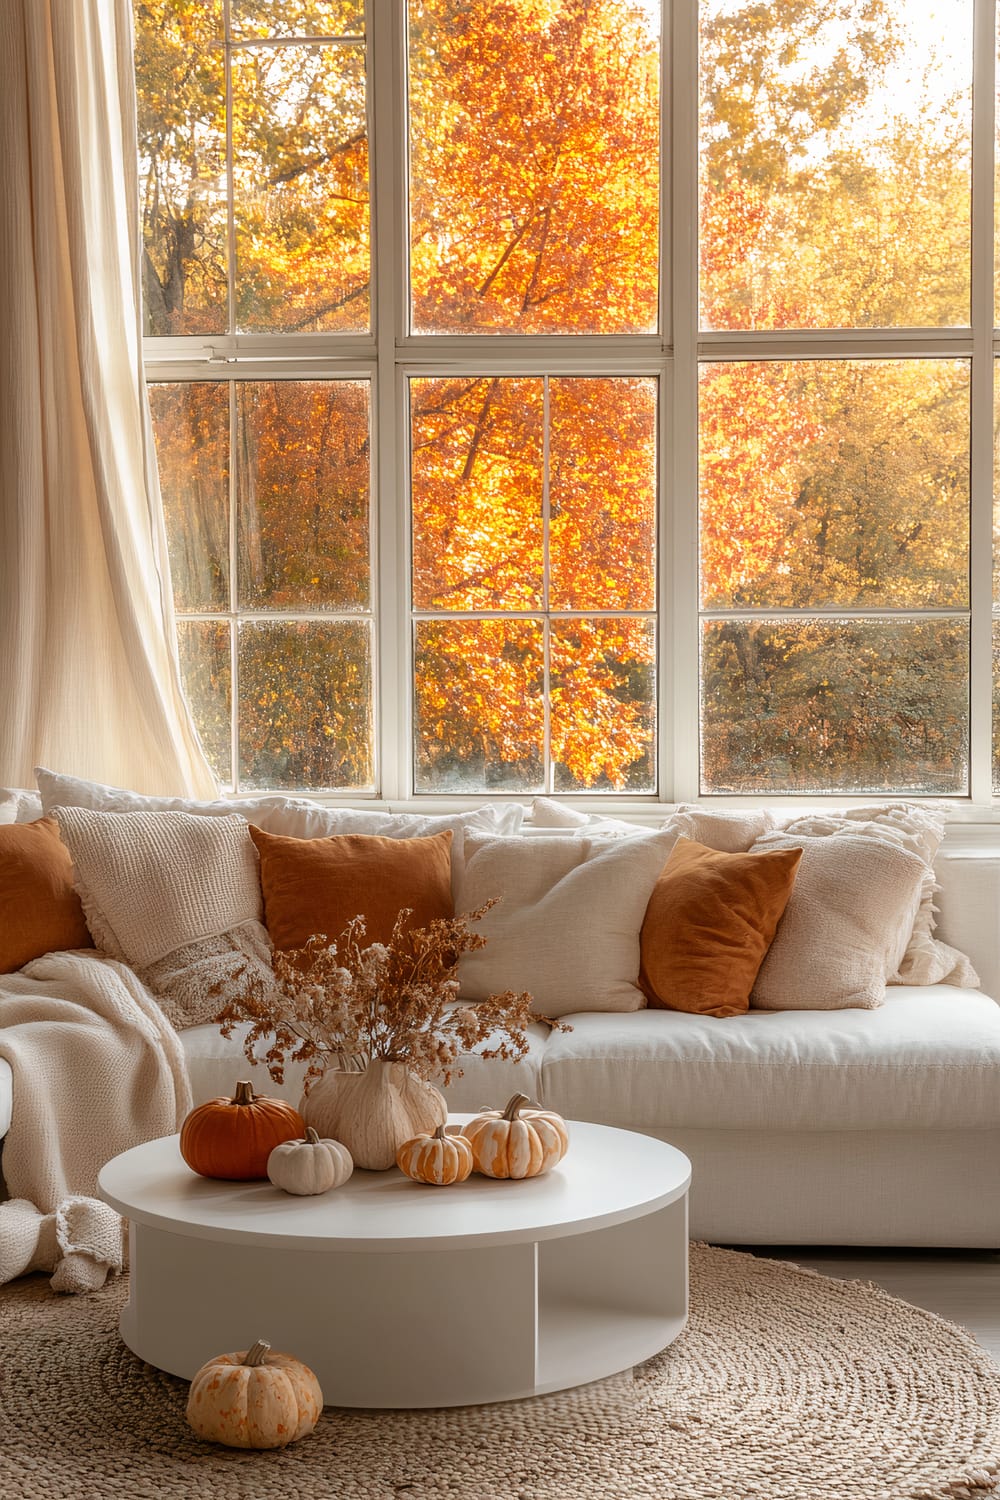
[970,0,996,802]
[225,381,238,790]
[371,0,407,800]
[669,0,700,802]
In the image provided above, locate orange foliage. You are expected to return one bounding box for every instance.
[140,0,973,796]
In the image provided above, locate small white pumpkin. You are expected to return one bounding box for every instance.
[266,1127,353,1196]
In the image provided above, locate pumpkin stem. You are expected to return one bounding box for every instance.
[243,1339,271,1367]
[432,1124,447,1140]
[502,1092,530,1122]
[304,1126,321,1145]
[233,1081,256,1106]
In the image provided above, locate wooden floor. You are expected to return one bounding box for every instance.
[743,1247,1000,1361]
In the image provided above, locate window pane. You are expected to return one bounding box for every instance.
[238,620,373,790]
[411,378,544,611]
[134,3,227,336]
[701,619,969,795]
[550,378,657,611]
[236,381,370,610]
[177,620,232,787]
[408,0,660,334]
[231,1,363,38]
[150,382,229,612]
[700,360,969,609]
[414,620,544,792]
[700,0,972,330]
[552,619,656,792]
[232,44,368,332]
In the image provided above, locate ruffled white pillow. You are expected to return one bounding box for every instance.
[763,803,977,988]
[750,833,927,1010]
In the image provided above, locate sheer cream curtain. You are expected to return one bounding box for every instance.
[0,0,218,797]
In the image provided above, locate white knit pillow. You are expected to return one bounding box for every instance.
[53,807,269,1028]
[455,830,676,1017]
[749,833,927,1010]
[767,804,977,988]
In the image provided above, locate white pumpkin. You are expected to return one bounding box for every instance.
[266,1127,353,1196]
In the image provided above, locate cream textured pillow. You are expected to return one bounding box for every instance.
[455,830,676,1017]
[663,804,776,853]
[765,803,977,988]
[53,807,269,1029]
[0,788,43,825]
[37,767,521,839]
[750,833,927,1011]
[529,798,643,836]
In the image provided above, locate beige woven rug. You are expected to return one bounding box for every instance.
[1,1243,998,1500]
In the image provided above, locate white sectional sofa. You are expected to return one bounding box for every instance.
[2,778,1000,1249]
[173,835,1000,1249]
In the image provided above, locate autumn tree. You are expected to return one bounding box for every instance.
[137,0,974,795]
[697,0,971,792]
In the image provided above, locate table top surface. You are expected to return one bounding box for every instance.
[98,1117,691,1252]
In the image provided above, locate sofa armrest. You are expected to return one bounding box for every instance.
[933,844,1000,1003]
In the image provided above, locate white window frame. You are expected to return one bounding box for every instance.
[141,0,1000,812]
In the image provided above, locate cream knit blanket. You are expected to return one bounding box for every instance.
[0,951,191,1292]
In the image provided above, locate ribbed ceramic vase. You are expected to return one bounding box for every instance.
[299,1058,447,1171]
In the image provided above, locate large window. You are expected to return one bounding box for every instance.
[136,0,998,802]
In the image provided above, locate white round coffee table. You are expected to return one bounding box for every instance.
[98,1119,690,1409]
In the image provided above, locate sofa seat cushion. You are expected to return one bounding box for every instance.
[180,1019,552,1115]
[540,988,1000,1133]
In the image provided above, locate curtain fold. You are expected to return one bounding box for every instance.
[0,0,218,797]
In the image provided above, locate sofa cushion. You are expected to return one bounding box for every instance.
[455,829,676,1017]
[36,767,522,839]
[0,788,43,825]
[639,838,802,1017]
[664,804,777,852]
[762,804,976,989]
[750,833,926,1010]
[0,818,94,973]
[53,807,271,1029]
[53,807,261,967]
[249,826,454,950]
[539,988,1000,1133]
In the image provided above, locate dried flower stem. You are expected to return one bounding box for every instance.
[215,900,556,1091]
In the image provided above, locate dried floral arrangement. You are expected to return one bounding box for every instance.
[216,901,549,1091]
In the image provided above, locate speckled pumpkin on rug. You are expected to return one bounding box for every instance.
[1,1244,998,1500]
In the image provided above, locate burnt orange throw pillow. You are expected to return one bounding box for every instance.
[0,817,94,973]
[248,826,454,952]
[639,837,802,1018]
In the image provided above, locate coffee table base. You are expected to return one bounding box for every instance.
[121,1195,687,1408]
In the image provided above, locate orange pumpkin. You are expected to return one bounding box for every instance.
[180,1081,305,1181]
[186,1338,322,1449]
[463,1093,569,1180]
[396,1123,474,1185]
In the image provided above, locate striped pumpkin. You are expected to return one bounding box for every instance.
[396,1123,474,1185]
[463,1094,569,1180]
